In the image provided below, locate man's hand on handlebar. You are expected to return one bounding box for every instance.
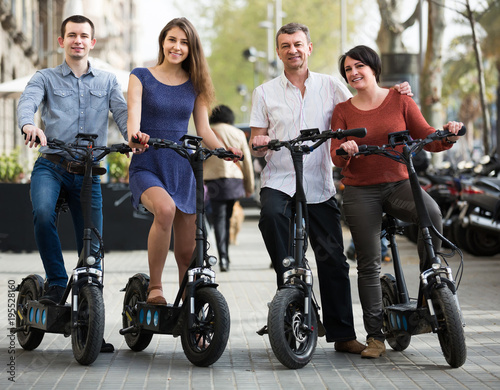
[251,135,271,155]
[23,124,46,148]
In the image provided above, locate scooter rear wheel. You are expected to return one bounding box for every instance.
[380,275,411,351]
[181,287,230,367]
[16,277,45,350]
[432,286,467,368]
[122,277,153,351]
[71,284,104,365]
[267,287,318,369]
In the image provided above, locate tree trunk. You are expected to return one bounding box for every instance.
[376,0,419,53]
[466,0,491,155]
[497,60,500,156]
[421,0,445,128]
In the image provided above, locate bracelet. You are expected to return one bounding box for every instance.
[445,137,456,144]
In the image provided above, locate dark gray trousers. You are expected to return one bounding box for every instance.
[343,180,442,341]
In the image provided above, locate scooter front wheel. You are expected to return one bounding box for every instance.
[71,284,105,365]
[16,276,45,350]
[267,287,318,369]
[432,286,467,368]
[181,287,230,367]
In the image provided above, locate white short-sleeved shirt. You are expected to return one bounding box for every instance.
[250,71,352,204]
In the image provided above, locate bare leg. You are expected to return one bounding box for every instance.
[141,187,176,301]
[173,210,196,286]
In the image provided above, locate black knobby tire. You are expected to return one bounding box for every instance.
[71,284,105,365]
[16,278,45,350]
[432,286,467,368]
[123,278,153,351]
[380,275,411,351]
[464,226,500,256]
[267,288,318,369]
[181,287,230,367]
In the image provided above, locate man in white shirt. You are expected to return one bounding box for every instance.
[250,22,410,354]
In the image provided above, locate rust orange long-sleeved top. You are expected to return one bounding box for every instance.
[330,89,452,186]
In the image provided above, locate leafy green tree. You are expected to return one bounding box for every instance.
[179,0,367,123]
[442,0,499,155]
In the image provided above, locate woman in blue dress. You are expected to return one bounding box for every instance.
[127,18,241,305]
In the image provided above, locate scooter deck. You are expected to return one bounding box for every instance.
[21,300,71,335]
[385,301,432,336]
[133,302,183,335]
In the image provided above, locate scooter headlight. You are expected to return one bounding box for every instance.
[207,256,217,266]
[282,256,295,267]
[86,256,96,266]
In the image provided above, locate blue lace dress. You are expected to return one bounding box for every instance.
[128,68,197,214]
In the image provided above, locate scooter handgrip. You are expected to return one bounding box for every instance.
[336,148,348,156]
[438,126,467,138]
[342,127,367,139]
[24,133,42,144]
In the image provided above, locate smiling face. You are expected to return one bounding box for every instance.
[276,30,312,72]
[57,21,96,61]
[343,56,377,90]
[161,26,189,65]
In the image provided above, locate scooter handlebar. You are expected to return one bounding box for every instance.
[334,127,367,139]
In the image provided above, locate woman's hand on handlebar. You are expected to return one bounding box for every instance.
[23,124,46,148]
[129,131,149,154]
[339,140,359,158]
[226,146,243,162]
[442,121,464,143]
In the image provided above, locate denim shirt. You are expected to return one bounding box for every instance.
[17,60,128,158]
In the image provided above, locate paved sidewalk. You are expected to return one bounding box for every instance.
[1,213,500,389]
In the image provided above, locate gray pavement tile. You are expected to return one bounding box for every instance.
[1,218,500,389]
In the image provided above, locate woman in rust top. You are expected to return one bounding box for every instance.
[330,45,462,359]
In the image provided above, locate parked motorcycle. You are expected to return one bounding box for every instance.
[455,154,500,256]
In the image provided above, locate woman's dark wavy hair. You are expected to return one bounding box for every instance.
[339,45,381,84]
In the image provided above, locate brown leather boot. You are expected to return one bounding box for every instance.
[361,338,386,358]
[334,339,366,354]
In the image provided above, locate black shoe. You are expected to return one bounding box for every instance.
[101,339,114,353]
[220,257,229,272]
[39,285,66,305]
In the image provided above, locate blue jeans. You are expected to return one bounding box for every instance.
[30,157,103,288]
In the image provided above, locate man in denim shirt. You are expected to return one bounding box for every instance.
[18,15,127,351]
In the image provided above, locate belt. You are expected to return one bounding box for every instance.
[41,153,107,176]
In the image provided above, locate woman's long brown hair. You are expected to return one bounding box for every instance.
[157,17,215,108]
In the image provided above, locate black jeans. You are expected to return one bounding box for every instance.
[259,187,356,342]
[208,199,235,261]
